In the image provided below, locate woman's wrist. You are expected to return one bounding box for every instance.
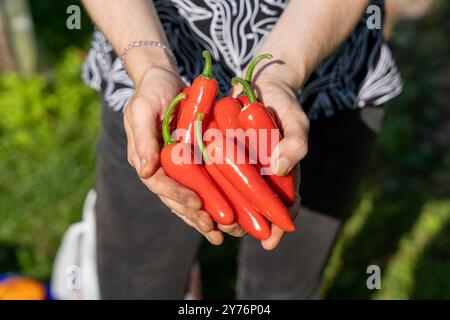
[245,51,307,92]
[124,44,177,85]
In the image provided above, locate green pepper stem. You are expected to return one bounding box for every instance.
[162,93,186,146]
[200,50,213,79]
[245,54,272,82]
[232,77,257,103]
[195,113,209,163]
[237,54,273,97]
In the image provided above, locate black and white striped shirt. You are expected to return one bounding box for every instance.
[82,0,402,120]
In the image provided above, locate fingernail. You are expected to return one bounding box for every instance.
[271,156,291,176]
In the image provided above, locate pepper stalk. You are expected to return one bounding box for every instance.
[195,113,209,163]
[162,92,186,146]
[200,50,214,79]
[232,77,257,104]
[237,53,273,97]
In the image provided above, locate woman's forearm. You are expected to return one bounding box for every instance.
[258,0,370,90]
[81,0,174,84]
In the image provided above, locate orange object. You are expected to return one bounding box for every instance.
[0,276,46,300]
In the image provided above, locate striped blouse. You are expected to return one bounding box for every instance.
[82,0,402,120]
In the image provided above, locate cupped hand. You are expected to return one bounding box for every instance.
[124,66,224,245]
[229,69,310,250]
[255,73,309,250]
[124,62,309,248]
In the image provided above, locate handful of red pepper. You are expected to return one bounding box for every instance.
[160,51,296,240]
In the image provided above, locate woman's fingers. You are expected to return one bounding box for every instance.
[122,69,224,242]
[159,196,213,233]
[127,110,202,211]
[177,214,224,246]
[125,95,161,179]
[126,89,203,209]
[218,223,247,237]
[160,196,224,245]
[160,195,244,241]
[201,227,224,246]
[250,78,309,177]
[124,115,140,172]
[270,107,309,176]
[261,190,301,250]
[142,168,202,209]
[261,224,285,251]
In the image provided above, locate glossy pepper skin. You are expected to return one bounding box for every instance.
[176,51,218,144]
[206,163,271,239]
[213,97,242,133]
[198,114,294,232]
[236,95,250,108]
[176,87,191,124]
[215,54,278,145]
[214,54,273,132]
[196,115,271,240]
[160,93,234,225]
[232,77,295,206]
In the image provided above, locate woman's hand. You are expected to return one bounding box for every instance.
[124,61,309,249]
[229,68,310,250]
[255,73,309,250]
[124,65,225,245]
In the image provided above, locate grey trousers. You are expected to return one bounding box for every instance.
[95,101,384,299]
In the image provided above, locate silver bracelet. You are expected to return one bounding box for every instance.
[119,40,177,66]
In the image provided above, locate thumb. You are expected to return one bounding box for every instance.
[126,96,161,179]
[270,108,309,176]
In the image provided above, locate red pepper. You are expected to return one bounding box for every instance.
[212,97,257,164]
[176,51,218,144]
[214,54,272,134]
[232,77,295,206]
[206,163,271,239]
[236,94,250,109]
[160,93,234,225]
[213,97,242,133]
[196,114,271,240]
[197,113,294,232]
[237,54,273,108]
[206,118,219,131]
[176,87,191,124]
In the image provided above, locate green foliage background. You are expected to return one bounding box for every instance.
[0,1,98,279]
[0,0,449,299]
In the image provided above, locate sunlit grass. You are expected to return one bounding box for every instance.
[375,200,450,299]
